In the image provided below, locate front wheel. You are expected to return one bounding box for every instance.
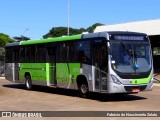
[25,76,32,90]
[78,83,89,98]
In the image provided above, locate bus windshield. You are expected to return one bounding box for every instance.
[110,41,151,73]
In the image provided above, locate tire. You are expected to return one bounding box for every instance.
[25,76,32,90]
[78,82,89,98]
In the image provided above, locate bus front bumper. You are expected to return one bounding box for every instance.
[108,82,153,94]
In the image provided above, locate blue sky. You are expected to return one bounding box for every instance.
[0,0,160,40]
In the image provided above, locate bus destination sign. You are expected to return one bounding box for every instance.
[110,35,147,41]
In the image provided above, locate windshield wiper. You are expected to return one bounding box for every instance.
[121,42,138,72]
[121,42,132,59]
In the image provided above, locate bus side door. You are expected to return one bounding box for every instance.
[46,45,57,86]
[93,40,108,92]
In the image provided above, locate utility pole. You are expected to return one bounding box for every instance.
[67,0,70,36]
[22,28,29,41]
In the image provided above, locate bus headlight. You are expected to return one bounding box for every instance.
[111,74,122,85]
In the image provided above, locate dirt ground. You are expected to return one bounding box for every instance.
[0,78,160,120]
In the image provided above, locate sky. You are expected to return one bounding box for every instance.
[0,0,160,40]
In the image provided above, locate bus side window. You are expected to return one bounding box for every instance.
[77,51,89,62]
[60,44,68,61]
[19,46,25,62]
[25,45,35,62]
[68,42,76,61]
[47,47,56,62]
[5,48,13,63]
[59,42,75,62]
[35,45,46,62]
[13,47,19,63]
[76,41,91,63]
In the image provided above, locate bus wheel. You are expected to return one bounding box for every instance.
[25,76,32,90]
[78,83,89,98]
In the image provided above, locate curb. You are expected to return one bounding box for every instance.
[0,77,5,79]
[153,83,160,86]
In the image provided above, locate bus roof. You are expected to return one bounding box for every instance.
[5,31,148,47]
[5,42,20,47]
[20,32,110,45]
[20,34,82,45]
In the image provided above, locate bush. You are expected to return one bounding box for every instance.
[0,47,5,61]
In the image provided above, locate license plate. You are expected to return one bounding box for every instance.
[132,88,140,92]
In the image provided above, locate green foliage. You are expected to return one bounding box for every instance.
[0,33,14,47]
[13,35,30,41]
[87,23,104,33]
[43,23,103,38]
[0,47,5,61]
[0,33,14,61]
[43,27,86,38]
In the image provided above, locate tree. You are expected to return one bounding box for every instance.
[0,47,5,61]
[0,33,14,47]
[13,35,30,41]
[43,23,103,38]
[43,27,86,38]
[0,33,14,61]
[87,23,104,33]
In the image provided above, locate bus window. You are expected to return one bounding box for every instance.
[5,48,13,63]
[60,42,75,62]
[25,45,35,62]
[13,47,19,63]
[76,41,91,63]
[60,44,69,61]
[35,44,46,62]
[46,46,56,62]
[19,46,25,62]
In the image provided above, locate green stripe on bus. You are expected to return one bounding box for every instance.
[131,73,152,84]
[46,63,50,83]
[20,35,82,45]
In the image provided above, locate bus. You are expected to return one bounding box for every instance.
[5,31,153,97]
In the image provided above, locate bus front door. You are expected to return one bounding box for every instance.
[93,44,108,92]
[95,68,107,92]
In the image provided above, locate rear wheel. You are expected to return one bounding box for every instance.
[78,82,89,98]
[25,76,32,90]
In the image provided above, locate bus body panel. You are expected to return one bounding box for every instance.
[56,63,81,89]
[5,63,14,82]
[19,63,47,81]
[5,63,20,83]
